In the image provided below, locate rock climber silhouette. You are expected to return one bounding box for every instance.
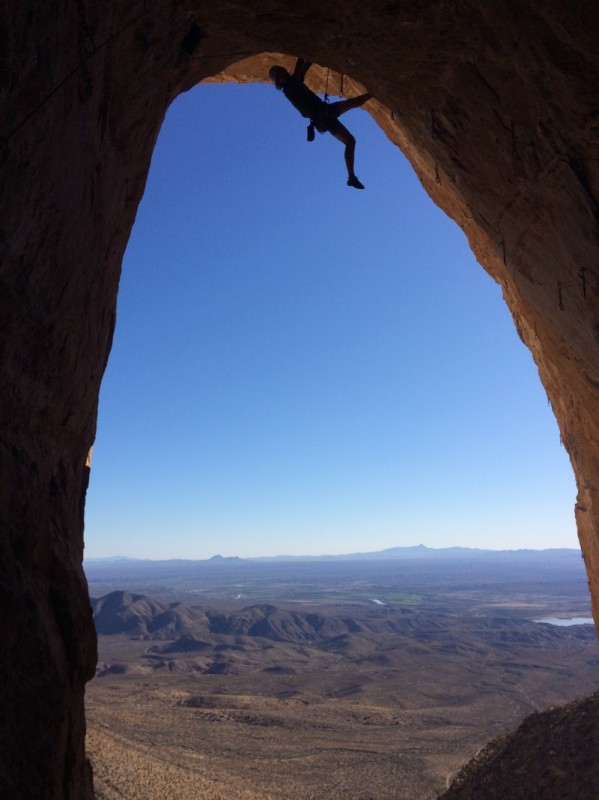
[269,58,372,189]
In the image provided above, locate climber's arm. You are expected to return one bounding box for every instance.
[293,58,312,83]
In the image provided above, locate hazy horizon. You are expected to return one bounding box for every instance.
[83,541,582,563]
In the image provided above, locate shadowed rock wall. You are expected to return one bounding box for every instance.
[1,1,598,796]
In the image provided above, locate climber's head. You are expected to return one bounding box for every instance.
[269,66,289,90]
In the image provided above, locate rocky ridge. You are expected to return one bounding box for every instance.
[440,693,599,800]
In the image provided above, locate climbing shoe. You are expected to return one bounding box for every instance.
[347,176,365,189]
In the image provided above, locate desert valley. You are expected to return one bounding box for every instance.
[84,548,599,799]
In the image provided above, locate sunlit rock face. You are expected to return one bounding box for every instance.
[1,1,598,796]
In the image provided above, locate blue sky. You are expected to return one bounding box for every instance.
[84,78,578,559]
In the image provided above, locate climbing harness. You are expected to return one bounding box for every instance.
[306,68,346,142]
[307,68,329,142]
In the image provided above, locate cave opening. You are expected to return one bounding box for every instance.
[84,75,577,562]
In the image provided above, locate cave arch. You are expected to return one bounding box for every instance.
[2,3,599,798]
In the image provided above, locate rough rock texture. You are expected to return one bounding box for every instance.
[1,1,599,797]
[439,693,599,799]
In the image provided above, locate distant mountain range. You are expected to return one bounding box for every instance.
[251,544,581,561]
[85,544,580,564]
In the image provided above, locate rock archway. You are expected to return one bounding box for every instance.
[2,2,598,797]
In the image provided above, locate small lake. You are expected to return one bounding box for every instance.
[535,616,594,627]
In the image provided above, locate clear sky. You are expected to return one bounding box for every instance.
[84,76,579,560]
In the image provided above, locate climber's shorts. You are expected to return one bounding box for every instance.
[313,102,343,135]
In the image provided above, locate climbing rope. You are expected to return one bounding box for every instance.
[1,8,253,147]
[2,3,149,145]
[323,68,330,103]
